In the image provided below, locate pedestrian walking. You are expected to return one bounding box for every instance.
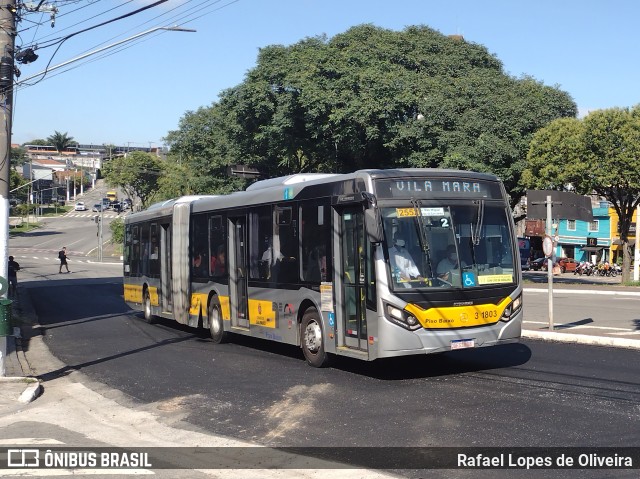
[8,255,20,296]
[58,247,71,273]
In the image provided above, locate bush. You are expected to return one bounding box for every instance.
[110,217,124,244]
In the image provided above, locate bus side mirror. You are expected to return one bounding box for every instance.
[365,209,383,243]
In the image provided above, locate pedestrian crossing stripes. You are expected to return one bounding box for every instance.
[65,213,120,219]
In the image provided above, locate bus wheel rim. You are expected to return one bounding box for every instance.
[304,320,322,353]
[211,308,221,334]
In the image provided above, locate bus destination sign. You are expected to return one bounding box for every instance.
[375,178,502,200]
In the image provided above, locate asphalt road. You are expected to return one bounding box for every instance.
[23,279,639,449]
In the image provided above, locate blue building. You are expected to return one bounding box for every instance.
[555,203,610,262]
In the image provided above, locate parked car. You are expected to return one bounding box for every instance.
[530,258,546,271]
[92,203,103,212]
[74,201,86,211]
[558,257,579,273]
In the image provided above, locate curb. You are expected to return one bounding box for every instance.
[522,330,640,350]
[0,377,42,404]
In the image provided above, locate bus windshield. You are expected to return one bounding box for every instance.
[381,203,515,290]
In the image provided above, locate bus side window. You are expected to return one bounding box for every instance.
[209,215,226,278]
[301,202,330,282]
[250,206,272,280]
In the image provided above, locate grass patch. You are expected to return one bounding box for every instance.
[621,280,640,287]
[9,222,41,234]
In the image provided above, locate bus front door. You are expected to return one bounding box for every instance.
[229,217,249,328]
[338,207,368,351]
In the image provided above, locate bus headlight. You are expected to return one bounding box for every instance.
[384,303,422,331]
[500,294,522,322]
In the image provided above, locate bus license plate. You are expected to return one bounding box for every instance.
[451,339,475,350]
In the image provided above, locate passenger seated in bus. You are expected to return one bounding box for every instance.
[259,240,282,280]
[211,245,226,276]
[261,241,284,264]
[192,252,207,277]
[388,236,423,285]
[306,246,326,282]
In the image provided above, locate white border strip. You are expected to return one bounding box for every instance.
[523,330,640,349]
[525,287,640,296]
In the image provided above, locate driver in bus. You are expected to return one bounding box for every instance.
[437,244,462,285]
[388,236,423,285]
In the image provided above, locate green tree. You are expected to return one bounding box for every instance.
[10,146,26,166]
[102,151,163,208]
[523,107,640,282]
[165,25,575,204]
[110,217,124,245]
[10,169,27,201]
[47,131,76,152]
[25,139,47,146]
[162,104,246,197]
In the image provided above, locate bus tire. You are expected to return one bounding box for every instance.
[301,309,331,368]
[208,299,227,344]
[143,289,155,323]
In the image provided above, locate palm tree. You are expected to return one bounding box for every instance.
[47,131,76,153]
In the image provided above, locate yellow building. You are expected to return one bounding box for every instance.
[608,207,637,264]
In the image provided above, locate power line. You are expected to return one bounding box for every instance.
[13,0,241,93]
[19,1,135,47]
[15,0,170,88]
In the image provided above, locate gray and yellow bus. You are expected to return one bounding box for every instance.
[123,169,522,367]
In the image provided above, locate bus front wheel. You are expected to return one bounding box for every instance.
[208,300,227,344]
[301,309,331,368]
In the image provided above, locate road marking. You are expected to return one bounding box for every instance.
[0,469,155,476]
[0,439,65,445]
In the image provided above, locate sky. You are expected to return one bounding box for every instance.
[10,0,640,148]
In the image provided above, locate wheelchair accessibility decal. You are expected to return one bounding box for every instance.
[462,272,476,287]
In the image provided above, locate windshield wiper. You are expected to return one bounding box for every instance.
[471,199,485,246]
[411,198,434,275]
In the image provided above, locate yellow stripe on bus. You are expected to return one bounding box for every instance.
[123,284,159,306]
[190,293,208,317]
[189,294,231,321]
[405,297,512,329]
[124,284,143,303]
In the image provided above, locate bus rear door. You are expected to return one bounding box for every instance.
[229,216,249,329]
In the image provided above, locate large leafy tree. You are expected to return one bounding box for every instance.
[162,105,245,198]
[47,131,76,152]
[102,151,164,208]
[166,25,576,204]
[523,107,640,282]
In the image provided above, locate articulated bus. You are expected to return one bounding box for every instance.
[123,169,523,367]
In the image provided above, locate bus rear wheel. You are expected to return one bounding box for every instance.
[143,289,155,323]
[301,309,331,368]
[208,300,227,344]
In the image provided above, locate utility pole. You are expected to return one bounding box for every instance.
[0,0,16,377]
